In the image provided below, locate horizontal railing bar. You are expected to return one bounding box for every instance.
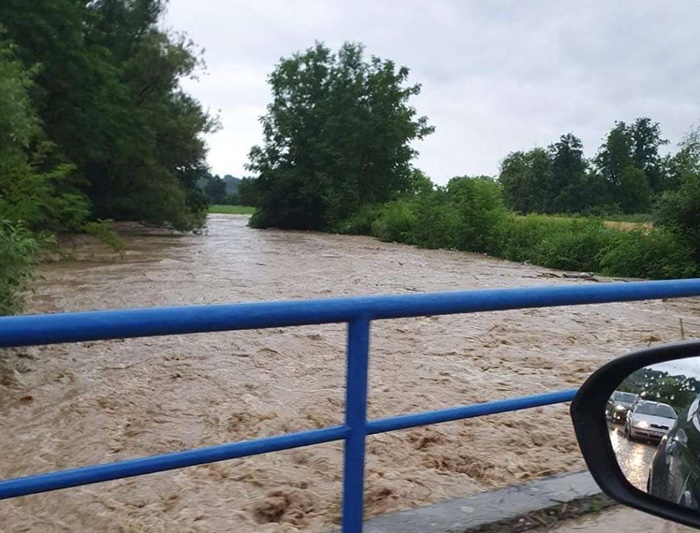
[366,389,578,434]
[2,280,700,347]
[0,425,349,500]
[0,390,578,500]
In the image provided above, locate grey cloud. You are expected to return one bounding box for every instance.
[166,0,700,184]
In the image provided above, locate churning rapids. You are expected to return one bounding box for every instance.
[2,214,699,532]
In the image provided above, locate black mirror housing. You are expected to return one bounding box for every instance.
[571,340,700,529]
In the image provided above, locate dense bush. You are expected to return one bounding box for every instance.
[333,204,384,235]
[371,201,418,244]
[599,229,696,279]
[446,176,506,253]
[655,172,700,258]
[493,216,615,272]
[411,193,462,249]
[531,219,613,272]
[0,222,44,315]
[336,177,697,280]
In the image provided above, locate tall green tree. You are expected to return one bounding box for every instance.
[0,38,87,315]
[595,121,652,213]
[594,118,667,213]
[0,38,88,232]
[629,117,668,194]
[247,42,433,230]
[498,148,552,214]
[548,133,589,213]
[0,0,215,231]
[663,125,700,192]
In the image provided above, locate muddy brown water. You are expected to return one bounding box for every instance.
[2,214,700,533]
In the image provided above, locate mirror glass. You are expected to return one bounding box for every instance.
[609,356,700,510]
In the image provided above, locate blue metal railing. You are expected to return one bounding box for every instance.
[2,279,700,532]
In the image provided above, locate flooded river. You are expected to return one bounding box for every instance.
[2,214,700,532]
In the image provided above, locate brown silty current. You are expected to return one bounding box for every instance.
[1,214,699,532]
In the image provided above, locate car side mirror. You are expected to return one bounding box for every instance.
[571,341,700,529]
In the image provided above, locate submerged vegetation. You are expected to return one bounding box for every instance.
[0,0,214,314]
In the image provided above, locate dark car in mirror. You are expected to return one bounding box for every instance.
[647,393,700,508]
[606,390,639,424]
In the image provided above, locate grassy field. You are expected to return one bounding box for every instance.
[208,205,256,215]
[603,213,653,223]
[528,214,653,232]
[603,220,652,231]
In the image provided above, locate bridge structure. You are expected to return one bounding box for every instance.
[2,279,700,532]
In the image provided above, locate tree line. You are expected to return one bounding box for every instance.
[243,42,700,280]
[0,0,213,314]
[500,119,689,216]
[196,173,258,206]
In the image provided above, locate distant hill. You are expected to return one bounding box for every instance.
[222,175,241,194]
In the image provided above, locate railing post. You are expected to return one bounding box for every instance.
[342,318,371,533]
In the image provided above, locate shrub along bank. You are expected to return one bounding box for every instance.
[333,176,697,280]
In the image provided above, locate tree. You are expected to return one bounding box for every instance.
[247,42,433,230]
[0,0,216,231]
[200,174,227,204]
[594,118,667,213]
[236,177,260,207]
[548,134,589,213]
[0,38,89,232]
[663,125,700,192]
[498,148,552,214]
[629,117,668,194]
[0,38,87,314]
[655,169,700,260]
[595,122,650,213]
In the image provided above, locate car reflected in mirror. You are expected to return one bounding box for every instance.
[571,342,700,529]
[607,359,700,507]
[606,390,638,424]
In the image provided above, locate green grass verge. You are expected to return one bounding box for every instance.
[603,213,653,223]
[208,205,256,215]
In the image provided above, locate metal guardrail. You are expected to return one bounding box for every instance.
[2,279,700,532]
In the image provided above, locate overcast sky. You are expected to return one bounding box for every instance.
[164,1,700,185]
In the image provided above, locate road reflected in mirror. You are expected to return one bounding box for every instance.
[609,356,700,510]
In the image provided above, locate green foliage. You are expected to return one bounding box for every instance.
[371,201,418,243]
[594,118,666,213]
[84,220,124,253]
[499,148,552,214]
[339,179,696,279]
[621,367,699,414]
[0,0,216,231]
[655,172,700,258]
[499,137,609,216]
[208,205,256,215]
[0,2,214,313]
[236,177,260,208]
[0,222,44,316]
[202,175,227,204]
[446,176,505,253]
[410,192,461,249]
[333,204,384,235]
[248,42,433,230]
[491,216,612,272]
[598,229,696,279]
[499,118,669,217]
[548,134,590,214]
